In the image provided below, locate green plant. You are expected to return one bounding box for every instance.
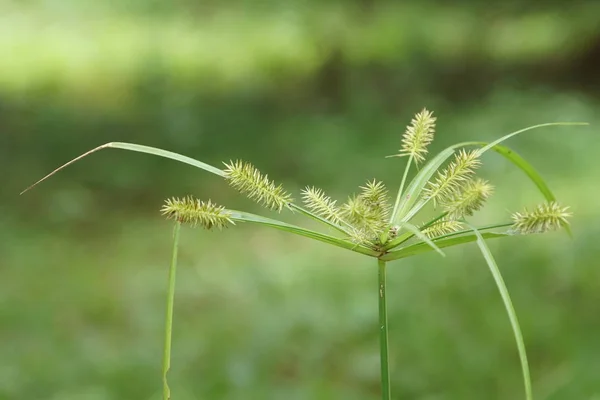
[23,111,586,400]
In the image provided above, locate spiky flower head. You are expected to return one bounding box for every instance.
[347,226,376,247]
[510,201,572,234]
[423,149,481,207]
[301,186,343,224]
[161,197,234,230]
[442,178,494,219]
[397,108,436,164]
[341,195,372,228]
[359,179,391,221]
[223,160,293,212]
[339,180,392,247]
[422,219,464,238]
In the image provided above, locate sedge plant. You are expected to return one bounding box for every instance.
[22,110,586,400]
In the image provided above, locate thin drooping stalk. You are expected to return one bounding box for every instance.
[163,221,181,400]
[378,258,391,400]
[390,154,414,223]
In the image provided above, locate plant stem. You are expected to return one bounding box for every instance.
[163,221,181,400]
[378,258,391,400]
[390,154,413,223]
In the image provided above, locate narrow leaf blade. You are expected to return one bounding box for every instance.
[400,222,445,257]
[21,142,225,194]
[107,142,225,176]
[475,122,587,155]
[468,225,533,400]
[381,232,508,261]
[229,210,380,257]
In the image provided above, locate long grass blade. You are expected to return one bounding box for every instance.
[399,221,445,257]
[380,232,507,261]
[464,142,555,199]
[228,210,380,257]
[468,224,532,400]
[475,122,587,155]
[21,142,225,194]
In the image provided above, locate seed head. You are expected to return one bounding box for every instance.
[422,219,464,238]
[341,180,391,242]
[301,186,343,224]
[423,149,481,207]
[161,197,234,230]
[359,179,391,221]
[443,178,494,219]
[396,108,436,164]
[224,160,293,212]
[510,202,572,234]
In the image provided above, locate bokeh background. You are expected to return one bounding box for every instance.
[2,1,600,399]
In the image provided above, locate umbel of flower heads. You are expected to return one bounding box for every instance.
[158,110,575,400]
[21,108,585,400]
[162,109,571,248]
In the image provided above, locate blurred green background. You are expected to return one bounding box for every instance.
[2,0,600,399]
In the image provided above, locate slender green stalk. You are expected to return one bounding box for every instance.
[378,258,391,400]
[390,154,413,223]
[163,221,181,400]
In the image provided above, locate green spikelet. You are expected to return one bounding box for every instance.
[301,186,343,224]
[161,197,234,230]
[341,180,391,244]
[395,108,436,164]
[360,179,391,221]
[342,195,371,226]
[422,219,464,238]
[423,149,481,207]
[443,178,494,219]
[510,202,572,234]
[223,160,293,212]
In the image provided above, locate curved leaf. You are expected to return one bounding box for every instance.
[381,232,508,261]
[399,221,445,257]
[475,122,587,155]
[228,210,380,258]
[468,224,532,400]
[21,142,225,194]
[108,142,225,176]
[457,141,572,236]
[461,142,554,200]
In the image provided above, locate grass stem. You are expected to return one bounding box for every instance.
[378,258,391,400]
[390,154,413,223]
[163,221,181,400]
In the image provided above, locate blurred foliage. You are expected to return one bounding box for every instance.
[1,0,600,399]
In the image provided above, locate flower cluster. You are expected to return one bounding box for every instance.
[163,109,572,248]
